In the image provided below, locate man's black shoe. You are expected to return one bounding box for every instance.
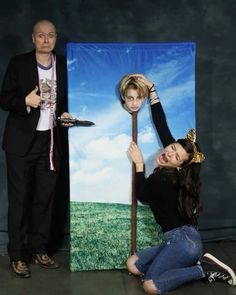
[11,260,31,278]
[35,253,59,269]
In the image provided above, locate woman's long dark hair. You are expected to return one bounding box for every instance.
[176,139,203,225]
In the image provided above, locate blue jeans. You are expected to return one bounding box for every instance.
[135,225,205,293]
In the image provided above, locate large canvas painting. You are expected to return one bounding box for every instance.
[67,42,196,271]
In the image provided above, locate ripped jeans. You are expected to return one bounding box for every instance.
[135,225,205,294]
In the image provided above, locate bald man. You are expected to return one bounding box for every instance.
[0,20,72,278]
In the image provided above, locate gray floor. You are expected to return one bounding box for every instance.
[0,241,236,295]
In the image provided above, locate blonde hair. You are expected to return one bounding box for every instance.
[119,75,149,100]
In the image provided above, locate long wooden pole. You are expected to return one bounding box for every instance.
[131,111,138,255]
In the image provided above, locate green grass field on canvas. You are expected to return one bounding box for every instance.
[70,202,164,271]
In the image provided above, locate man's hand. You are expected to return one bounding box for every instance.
[60,112,74,127]
[25,86,41,108]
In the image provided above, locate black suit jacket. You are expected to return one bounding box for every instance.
[0,50,68,156]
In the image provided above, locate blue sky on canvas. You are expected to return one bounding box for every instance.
[67,43,195,204]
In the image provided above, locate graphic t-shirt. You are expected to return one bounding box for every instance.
[36,60,57,131]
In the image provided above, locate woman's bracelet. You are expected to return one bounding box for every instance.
[149,96,160,104]
[148,83,155,93]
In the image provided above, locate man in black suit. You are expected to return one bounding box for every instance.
[0,19,72,278]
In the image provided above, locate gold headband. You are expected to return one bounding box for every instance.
[185,129,205,164]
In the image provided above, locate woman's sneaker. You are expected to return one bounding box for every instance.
[201,253,236,286]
